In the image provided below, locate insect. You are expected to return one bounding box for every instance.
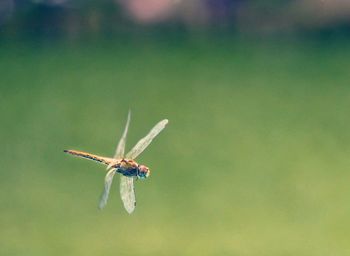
[64,111,168,214]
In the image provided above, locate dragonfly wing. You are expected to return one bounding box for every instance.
[107,111,131,170]
[126,119,168,159]
[120,175,136,214]
[114,110,131,159]
[99,169,116,209]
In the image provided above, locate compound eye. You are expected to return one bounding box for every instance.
[138,165,150,178]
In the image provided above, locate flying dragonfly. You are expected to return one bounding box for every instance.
[64,111,168,214]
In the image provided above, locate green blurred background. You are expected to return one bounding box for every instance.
[1,1,350,255]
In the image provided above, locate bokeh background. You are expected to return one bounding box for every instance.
[1,1,350,255]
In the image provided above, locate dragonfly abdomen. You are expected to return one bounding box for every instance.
[64,149,113,166]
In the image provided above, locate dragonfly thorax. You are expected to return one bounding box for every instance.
[115,159,150,179]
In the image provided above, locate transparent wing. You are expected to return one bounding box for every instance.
[126,119,168,159]
[98,169,116,209]
[114,110,131,159]
[120,175,136,214]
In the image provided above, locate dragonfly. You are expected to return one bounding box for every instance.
[64,111,168,214]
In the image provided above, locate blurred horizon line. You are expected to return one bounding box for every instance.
[1,0,350,40]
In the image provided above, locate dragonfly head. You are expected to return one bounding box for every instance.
[138,165,150,179]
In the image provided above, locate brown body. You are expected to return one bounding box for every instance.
[64,149,114,165]
[63,149,150,178]
[64,149,138,169]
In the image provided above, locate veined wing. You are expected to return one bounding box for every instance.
[64,150,114,166]
[114,110,131,159]
[120,175,136,214]
[107,111,131,170]
[126,119,168,159]
[99,168,116,209]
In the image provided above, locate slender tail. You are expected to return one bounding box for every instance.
[64,149,114,166]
